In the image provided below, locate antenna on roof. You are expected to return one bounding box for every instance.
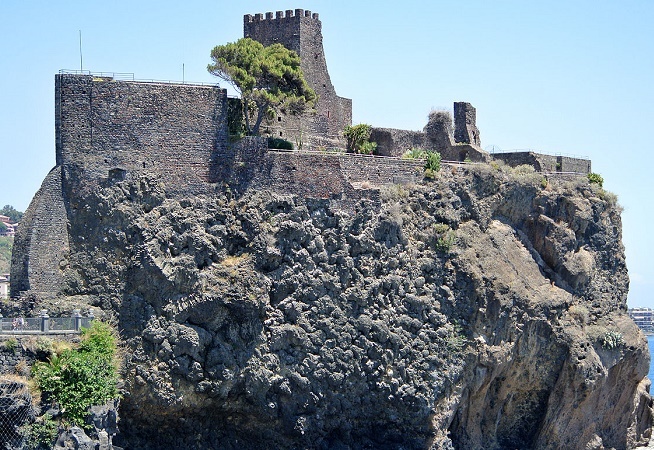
[79,30,83,71]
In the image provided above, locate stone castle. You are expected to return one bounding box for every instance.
[11,9,591,301]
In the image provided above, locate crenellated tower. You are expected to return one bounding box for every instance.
[244,9,352,148]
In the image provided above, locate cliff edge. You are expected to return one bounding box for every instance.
[13,162,651,449]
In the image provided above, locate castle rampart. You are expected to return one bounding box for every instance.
[454,102,481,147]
[244,9,320,23]
[55,74,229,196]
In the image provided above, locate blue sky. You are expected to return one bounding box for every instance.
[1,0,652,307]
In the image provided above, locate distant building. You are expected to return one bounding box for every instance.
[628,308,654,332]
[0,215,16,237]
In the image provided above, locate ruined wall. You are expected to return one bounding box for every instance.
[244,10,352,147]
[370,128,427,157]
[56,74,228,196]
[453,102,481,147]
[371,104,489,163]
[492,152,591,174]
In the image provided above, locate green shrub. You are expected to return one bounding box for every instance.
[32,321,120,427]
[599,189,620,209]
[267,137,294,150]
[358,141,378,155]
[402,148,427,159]
[587,172,604,188]
[343,124,377,154]
[0,236,12,275]
[425,151,441,173]
[2,338,18,353]
[600,330,624,349]
[21,414,59,450]
[513,164,536,175]
[433,223,455,253]
[445,322,468,353]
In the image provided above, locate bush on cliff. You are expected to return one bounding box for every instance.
[587,172,604,188]
[32,321,120,427]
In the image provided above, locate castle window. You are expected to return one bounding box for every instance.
[280,131,283,136]
[278,116,282,122]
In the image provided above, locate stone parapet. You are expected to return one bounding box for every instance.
[492,152,591,174]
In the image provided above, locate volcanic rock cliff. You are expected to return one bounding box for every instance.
[19,163,650,449]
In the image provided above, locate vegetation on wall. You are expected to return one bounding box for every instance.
[268,137,294,150]
[208,38,316,136]
[32,321,120,427]
[342,124,378,154]
[401,148,427,159]
[227,97,247,139]
[21,414,58,450]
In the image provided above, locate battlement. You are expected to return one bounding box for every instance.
[244,9,319,24]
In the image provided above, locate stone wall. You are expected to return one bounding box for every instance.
[370,128,426,157]
[11,166,69,299]
[223,138,424,198]
[492,152,591,174]
[370,103,489,163]
[0,339,33,375]
[55,74,228,196]
[454,102,481,147]
[244,10,352,148]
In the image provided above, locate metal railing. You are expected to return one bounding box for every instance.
[0,309,94,334]
[58,69,220,87]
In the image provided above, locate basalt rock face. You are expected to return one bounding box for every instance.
[29,167,652,449]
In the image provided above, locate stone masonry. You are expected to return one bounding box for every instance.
[492,151,591,174]
[11,74,418,301]
[454,102,481,147]
[370,104,489,162]
[244,9,352,148]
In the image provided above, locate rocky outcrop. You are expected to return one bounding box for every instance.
[13,165,653,449]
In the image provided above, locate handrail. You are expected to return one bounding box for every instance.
[0,309,94,335]
[58,69,221,87]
